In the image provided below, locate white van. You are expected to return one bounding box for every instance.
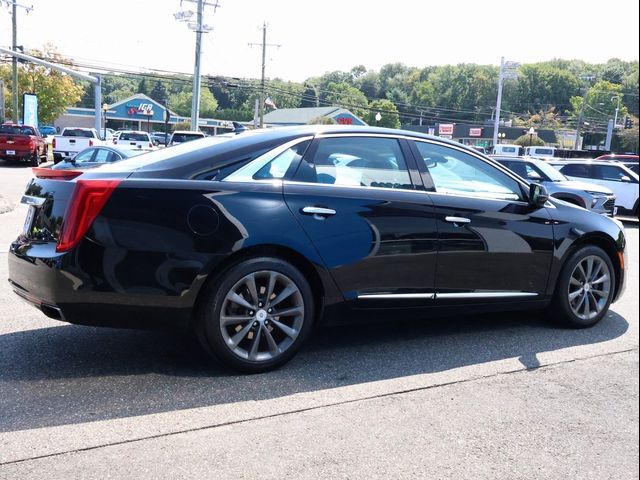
[492,144,522,155]
[524,146,556,159]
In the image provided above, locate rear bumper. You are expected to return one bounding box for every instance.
[0,149,33,161]
[8,240,193,330]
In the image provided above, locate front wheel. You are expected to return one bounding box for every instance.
[196,257,315,373]
[550,246,615,328]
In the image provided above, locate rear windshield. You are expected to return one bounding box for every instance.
[120,133,149,141]
[532,148,553,155]
[172,133,204,143]
[0,125,35,135]
[63,129,94,138]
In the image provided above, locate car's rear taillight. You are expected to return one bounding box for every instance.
[52,138,56,148]
[149,143,153,148]
[56,179,122,253]
[89,140,94,147]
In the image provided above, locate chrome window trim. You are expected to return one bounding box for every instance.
[284,180,419,195]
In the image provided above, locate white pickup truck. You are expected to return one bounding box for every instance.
[112,130,155,150]
[52,127,105,164]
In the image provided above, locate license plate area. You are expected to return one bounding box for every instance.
[6,150,16,155]
[22,206,36,236]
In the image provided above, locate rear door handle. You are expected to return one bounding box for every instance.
[301,206,336,216]
[445,216,471,225]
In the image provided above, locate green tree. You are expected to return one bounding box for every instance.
[365,99,400,128]
[169,86,218,118]
[0,44,84,124]
[323,81,369,118]
[514,63,580,114]
[570,80,628,128]
[137,78,150,96]
[149,81,169,103]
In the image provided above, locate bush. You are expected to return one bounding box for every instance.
[514,134,545,147]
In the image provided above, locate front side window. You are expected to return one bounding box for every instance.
[415,141,522,201]
[92,149,113,163]
[297,137,412,190]
[595,165,634,182]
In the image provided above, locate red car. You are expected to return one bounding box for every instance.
[595,154,639,162]
[0,123,48,166]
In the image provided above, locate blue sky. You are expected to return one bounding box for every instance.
[1,0,638,82]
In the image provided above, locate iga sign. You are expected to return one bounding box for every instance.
[469,127,482,137]
[126,103,154,116]
[438,123,454,136]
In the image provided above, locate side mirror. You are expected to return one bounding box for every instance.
[529,183,549,208]
[620,175,631,183]
[527,171,542,181]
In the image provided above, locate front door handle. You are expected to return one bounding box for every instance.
[445,216,471,225]
[301,206,336,216]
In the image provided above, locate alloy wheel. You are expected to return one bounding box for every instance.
[219,270,305,362]
[567,255,612,321]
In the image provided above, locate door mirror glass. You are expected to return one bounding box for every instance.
[620,175,631,183]
[529,183,549,207]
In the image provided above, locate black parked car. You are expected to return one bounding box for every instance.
[9,126,627,372]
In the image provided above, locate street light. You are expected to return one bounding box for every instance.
[102,103,108,139]
[528,126,536,146]
[611,96,621,128]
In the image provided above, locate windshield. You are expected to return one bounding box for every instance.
[63,129,94,138]
[120,132,149,141]
[530,159,566,181]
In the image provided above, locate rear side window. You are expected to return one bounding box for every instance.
[295,137,413,190]
[595,165,634,182]
[223,140,310,182]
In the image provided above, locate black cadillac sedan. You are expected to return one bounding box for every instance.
[8,126,627,372]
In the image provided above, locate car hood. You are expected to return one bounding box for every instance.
[550,180,613,195]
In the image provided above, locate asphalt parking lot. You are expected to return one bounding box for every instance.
[0,161,637,479]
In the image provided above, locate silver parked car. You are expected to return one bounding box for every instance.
[492,156,616,216]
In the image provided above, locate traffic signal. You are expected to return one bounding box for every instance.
[623,116,633,129]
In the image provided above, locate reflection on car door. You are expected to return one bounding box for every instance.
[284,135,439,307]
[411,140,555,301]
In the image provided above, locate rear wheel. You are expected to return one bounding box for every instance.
[29,152,39,167]
[196,257,315,373]
[550,245,615,328]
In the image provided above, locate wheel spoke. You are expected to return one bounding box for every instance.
[568,289,583,301]
[245,274,259,306]
[266,272,277,303]
[588,292,600,313]
[591,289,608,298]
[248,325,262,360]
[585,257,594,280]
[581,293,592,317]
[228,292,255,310]
[576,263,587,281]
[263,327,281,355]
[221,315,252,326]
[591,274,609,285]
[273,305,304,317]
[269,284,297,308]
[270,318,297,339]
[574,291,587,310]
[569,277,582,287]
[590,262,603,282]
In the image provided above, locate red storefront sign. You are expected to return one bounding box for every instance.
[438,124,454,135]
[469,128,482,137]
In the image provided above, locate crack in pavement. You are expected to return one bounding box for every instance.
[2,347,637,467]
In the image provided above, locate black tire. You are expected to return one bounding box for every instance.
[53,153,62,165]
[29,152,39,167]
[550,245,615,328]
[196,257,315,373]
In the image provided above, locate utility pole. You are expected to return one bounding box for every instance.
[190,0,204,132]
[174,0,218,131]
[492,57,505,150]
[573,99,586,150]
[249,22,280,128]
[0,79,5,122]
